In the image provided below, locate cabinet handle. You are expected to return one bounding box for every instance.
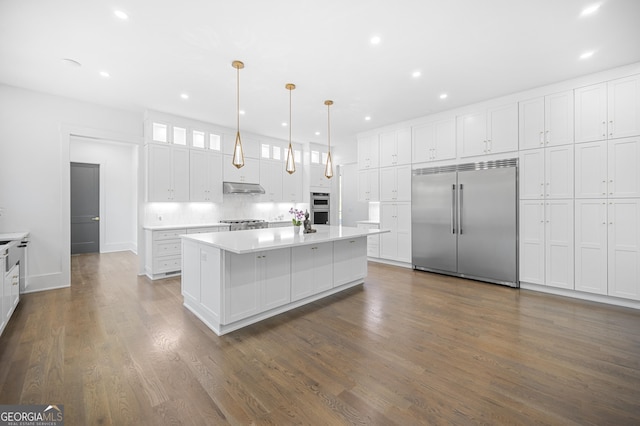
[602,121,607,137]
[609,120,614,136]
[539,131,544,145]
[545,130,549,144]
[349,240,356,243]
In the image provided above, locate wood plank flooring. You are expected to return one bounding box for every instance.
[1,251,640,425]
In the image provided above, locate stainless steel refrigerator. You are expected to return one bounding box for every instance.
[412,159,518,287]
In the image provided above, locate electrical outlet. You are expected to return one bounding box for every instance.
[157,214,163,221]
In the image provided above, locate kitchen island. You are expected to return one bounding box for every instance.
[181,225,387,335]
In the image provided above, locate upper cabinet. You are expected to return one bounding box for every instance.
[223,156,260,184]
[412,118,456,163]
[575,74,640,143]
[260,160,284,202]
[146,144,189,202]
[379,128,412,167]
[222,133,260,159]
[357,135,379,169]
[190,150,223,202]
[519,91,574,150]
[458,103,518,157]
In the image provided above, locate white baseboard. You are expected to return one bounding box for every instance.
[23,272,69,294]
[101,242,137,254]
[367,257,413,269]
[520,282,640,310]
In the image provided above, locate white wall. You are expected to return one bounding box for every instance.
[0,84,143,292]
[70,137,138,253]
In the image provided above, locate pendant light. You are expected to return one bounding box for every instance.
[231,60,245,169]
[324,100,334,179]
[285,83,296,174]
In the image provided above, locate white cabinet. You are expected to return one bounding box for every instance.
[225,248,291,323]
[260,160,284,202]
[223,134,260,159]
[575,137,640,198]
[519,146,573,200]
[519,91,574,150]
[380,202,411,262]
[379,128,412,167]
[520,200,574,289]
[282,168,303,202]
[358,135,379,169]
[575,199,640,300]
[3,263,19,327]
[146,144,189,202]
[379,165,411,202]
[412,118,456,163]
[357,169,379,202]
[310,164,332,190]
[223,155,260,184]
[356,223,380,258]
[607,199,640,300]
[291,243,333,301]
[459,103,518,157]
[189,150,223,202]
[334,238,367,286]
[575,75,640,143]
[575,200,608,295]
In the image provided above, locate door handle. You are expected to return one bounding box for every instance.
[451,184,456,234]
[91,217,100,221]
[458,184,464,235]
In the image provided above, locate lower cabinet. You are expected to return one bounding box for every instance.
[356,223,380,258]
[2,264,19,331]
[380,202,411,262]
[519,200,574,289]
[334,238,367,286]
[291,242,333,301]
[225,248,291,323]
[575,199,640,300]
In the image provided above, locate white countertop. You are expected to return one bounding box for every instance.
[143,223,229,231]
[181,225,388,254]
[0,231,30,241]
[356,220,380,225]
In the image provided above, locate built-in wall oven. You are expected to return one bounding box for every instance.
[310,192,330,225]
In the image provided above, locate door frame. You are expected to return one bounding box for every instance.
[60,125,144,287]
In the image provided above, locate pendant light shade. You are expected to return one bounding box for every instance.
[324,100,334,179]
[285,83,296,174]
[231,60,245,169]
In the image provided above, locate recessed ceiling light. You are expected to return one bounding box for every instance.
[282,122,288,127]
[370,36,381,45]
[580,3,601,16]
[412,71,421,78]
[99,71,110,78]
[114,10,128,20]
[61,58,82,67]
[239,110,245,115]
[180,93,189,99]
[439,93,448,99]
[315,131,320,136]
[580,50,595,60]
[365,116,371,121]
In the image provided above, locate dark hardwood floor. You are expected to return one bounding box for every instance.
[1,251,639,425]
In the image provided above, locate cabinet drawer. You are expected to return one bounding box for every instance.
[154,256,182,273]
[153,229,186,240]
[187,226,229,234]
[154,240,181,256]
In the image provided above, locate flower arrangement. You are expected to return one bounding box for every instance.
[289,208,305,226]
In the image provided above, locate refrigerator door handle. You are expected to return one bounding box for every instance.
[458,183,464,235]
[451,184,456,234]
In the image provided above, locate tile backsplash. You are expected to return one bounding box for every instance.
[145,196,309,226]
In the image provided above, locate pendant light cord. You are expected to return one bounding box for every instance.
[236,66,240,131]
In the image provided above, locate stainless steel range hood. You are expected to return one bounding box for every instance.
[223,181,266,194]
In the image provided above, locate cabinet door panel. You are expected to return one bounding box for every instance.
[379,167,397,201]
[412,123,434,163]
[172,147,189,201]
[608,200,640,300]
[609,137,640,198]
[396,128,412,165]
[379,131,396,167]
[519,97,545,150]
[434,119,456,160]
[519,149,544,199]
[546,91,574,146]
[575,141,607,198]
[575,200,608,295]
[608,75,640,139]
[396,166,412,201]
[546,200,574,289]
[459,111,487,157]
[575,83,607,143]
[147,144,172,201]
[261,249,291,311]
[488,103,518,154]
[545,145,573,199]
[520,201,545,284]
[226,253,260,322]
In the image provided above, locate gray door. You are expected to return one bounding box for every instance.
[71,162,100,254]
[456,167,517,284]
[411,171,458,273]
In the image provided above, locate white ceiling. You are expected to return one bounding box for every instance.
[1,0,640,147]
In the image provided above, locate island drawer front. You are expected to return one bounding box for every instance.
[187,226,230,234]
[154,255,181,272]
[154,240,181,256]
[153,229,186,240]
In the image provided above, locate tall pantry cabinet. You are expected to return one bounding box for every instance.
[573,74,640,300]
